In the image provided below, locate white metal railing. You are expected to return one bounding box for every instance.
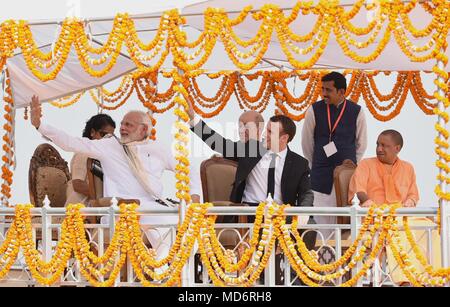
[0,205,447,287]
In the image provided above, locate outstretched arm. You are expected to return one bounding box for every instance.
[30,95,108,159]
[186,96,242,160]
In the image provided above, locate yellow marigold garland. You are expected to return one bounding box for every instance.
[1,1,449,77]
[1,69,14,207]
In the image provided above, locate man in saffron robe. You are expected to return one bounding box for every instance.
[349,129,440,285]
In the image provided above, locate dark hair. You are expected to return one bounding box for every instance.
[321,71,347,92]
[82,114,116,139]
[380,129,403,149]
[269,115,296,143]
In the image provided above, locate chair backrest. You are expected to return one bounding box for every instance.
[200,156,238,202]
[333,162,357,224]
[86,158,103,200]
[29,143,71,208]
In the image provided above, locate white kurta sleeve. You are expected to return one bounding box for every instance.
[301,106,316,168]
[355,108,368,162]
[38,124,109,160]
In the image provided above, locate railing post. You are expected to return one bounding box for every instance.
[110,197,119,286]
[441,202,449,268]
[372,232,380,287]
[42,196,52,285]
[264,195,275,287]
[180,199,190,286]
[175,11,192,285]
[350,205,363,286]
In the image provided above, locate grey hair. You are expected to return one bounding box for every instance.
[125,110,153,137]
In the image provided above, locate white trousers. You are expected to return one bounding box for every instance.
[313,186,337,241]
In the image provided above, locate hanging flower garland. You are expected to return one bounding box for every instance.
[45,69,448,123]
[0,1,449,79]
[1,69,14,207]
[172,71,192,204]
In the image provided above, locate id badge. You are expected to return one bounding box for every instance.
[323,141,338,158]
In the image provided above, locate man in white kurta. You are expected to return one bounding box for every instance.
[30,96,201,259]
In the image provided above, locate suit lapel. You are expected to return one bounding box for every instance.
[236,140,266,184]
[281,148,294,197]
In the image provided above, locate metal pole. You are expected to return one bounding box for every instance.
[42,196,52,286]
[441,202,449,268]
[109,198,119,286]
[176,7,191,287]
[264,195,275,286]
[350,205,363,287]
[435,43,449,268]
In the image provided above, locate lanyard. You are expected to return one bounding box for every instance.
[327,100,347,142]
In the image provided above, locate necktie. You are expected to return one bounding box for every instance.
[267,153,278,198]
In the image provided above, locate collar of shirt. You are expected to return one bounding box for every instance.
[265,147,288,161]
[327,99,346,108]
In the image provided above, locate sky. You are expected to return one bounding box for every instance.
[1,0,443,208]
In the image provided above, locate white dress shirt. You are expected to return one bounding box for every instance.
[38,124,201,208]
[301,101,368,168]
[242,148,288,204]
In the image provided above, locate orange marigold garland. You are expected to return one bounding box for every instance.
[1,69,14,207]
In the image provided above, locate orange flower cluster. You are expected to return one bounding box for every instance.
[50,70,446,123]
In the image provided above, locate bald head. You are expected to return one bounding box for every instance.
[238,110,264,142]
[380,129,403,148]
[376,129,403,165]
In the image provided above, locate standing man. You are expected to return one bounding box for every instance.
[301,72,367,237]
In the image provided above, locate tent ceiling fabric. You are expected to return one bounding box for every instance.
[4,0,450,108]
[0,0,209,22]
[8,43,136,108]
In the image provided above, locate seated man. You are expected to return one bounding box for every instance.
[186,96,315,248]
[65,114,116,207]
[348,129,440,284]
[349,129,418,208]
[30,95,201,259]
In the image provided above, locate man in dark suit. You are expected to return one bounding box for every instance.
[188,107,315,249]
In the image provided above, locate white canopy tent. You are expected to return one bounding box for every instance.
[3,0,448,108]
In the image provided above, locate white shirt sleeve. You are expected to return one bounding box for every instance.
[355,108,368,162]
[38,123,108,160]
[301,106,315,168]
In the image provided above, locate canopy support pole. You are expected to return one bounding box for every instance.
[175,7,191,288]
[435,41,449,268]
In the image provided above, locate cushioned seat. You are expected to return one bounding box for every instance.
[29,144,70,208]
[200,156,247,249]
[334,162,357,225]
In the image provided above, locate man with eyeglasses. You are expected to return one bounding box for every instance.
[29,95,201,259]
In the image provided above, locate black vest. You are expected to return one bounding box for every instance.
[311,99,360,194]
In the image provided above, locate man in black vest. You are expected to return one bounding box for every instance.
[301,71,367,239]
[187,106,315,249]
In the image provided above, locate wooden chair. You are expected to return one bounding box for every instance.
[333,162,357,225]
[29,144,70,208]
[28,143,70,240]
[200,156,247,249]
[200,156,238,206]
